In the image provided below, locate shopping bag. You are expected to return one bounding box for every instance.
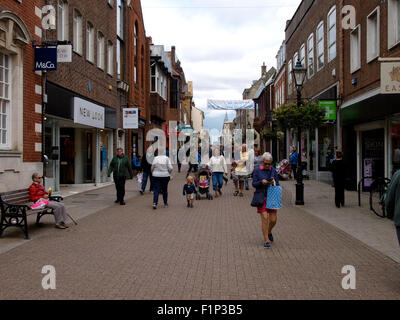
[266,185,282,210]
[31,199,49,210]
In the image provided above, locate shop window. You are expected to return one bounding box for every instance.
[391,120,400,176]
[0,53,10,149]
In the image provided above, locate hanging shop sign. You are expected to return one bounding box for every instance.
[34,47,57,71]
[207,99,254,110]
[57,44,72,63]
[74,97,105,129]
[123,108,139,129]
[381,62,400,94]
[318,100,337,121]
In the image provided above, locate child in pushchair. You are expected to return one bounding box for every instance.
[195,165,214,200]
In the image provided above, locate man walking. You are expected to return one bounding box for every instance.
[385,169,400,246]
[108,148,133,205]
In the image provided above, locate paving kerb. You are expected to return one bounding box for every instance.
[0,168,399,300]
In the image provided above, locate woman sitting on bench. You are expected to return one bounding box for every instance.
[29,173,69,230]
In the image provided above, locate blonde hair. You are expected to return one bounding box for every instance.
[187,176,194,183]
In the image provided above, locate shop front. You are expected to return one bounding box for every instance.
[342,89,400,190]
[44,82,116,191]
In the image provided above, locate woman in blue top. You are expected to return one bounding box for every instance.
[289,147,298,180]
[252,152,280,249]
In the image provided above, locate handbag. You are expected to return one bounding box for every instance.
[251,190,265,207]
[266,181,282,210]
[31,199,49,210]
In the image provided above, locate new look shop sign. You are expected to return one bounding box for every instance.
[74,97,105,129]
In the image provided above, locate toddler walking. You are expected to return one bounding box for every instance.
[183,176,197,208]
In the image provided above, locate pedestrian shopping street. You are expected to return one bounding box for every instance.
[0,168,399,300]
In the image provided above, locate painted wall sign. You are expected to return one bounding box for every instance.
[73,97,105,129]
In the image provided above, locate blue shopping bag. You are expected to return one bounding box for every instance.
[266,185,282,210]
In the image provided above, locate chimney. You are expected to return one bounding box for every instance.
[171,46,176,66]
[261,62,267,76]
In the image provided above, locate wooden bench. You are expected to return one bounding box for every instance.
[0,189,63,240]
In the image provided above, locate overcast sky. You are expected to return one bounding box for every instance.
[142,0,301,133]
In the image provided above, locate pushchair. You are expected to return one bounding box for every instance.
[277,159,292,180]
[195,166,214,200]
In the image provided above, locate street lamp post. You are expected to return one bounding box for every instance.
[292,59,307,205]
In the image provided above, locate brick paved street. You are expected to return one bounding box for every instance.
[0,168,399,300]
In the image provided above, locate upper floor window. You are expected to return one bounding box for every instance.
[141,46,144,88]
[388,0,400,49]
[350,25,361,73]
[57,0,69,41]
[367,7,380,62]
[327,6,337,62]
[86,22,95,63]
[316,21,325,70]
[73,9,83,54]
[300,44,305,67]
[307,33,315,78]
[287,59,292,94]
[117,0,124,39]
[0,53,10,149]
[134,22,138,84]
[116,39,122,79]
[97,31,105,70]
[107,41,114,76]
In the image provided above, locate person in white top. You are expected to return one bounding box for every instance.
[151,151,173,210]
[207,147,228,197]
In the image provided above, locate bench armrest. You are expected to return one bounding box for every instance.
[50,196,63,202]
[1,202,30,214]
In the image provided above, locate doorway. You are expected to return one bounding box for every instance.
[362,128,385,191]
[83,131,94,183]
[60,128,75,184]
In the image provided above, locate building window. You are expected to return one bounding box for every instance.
[107,41,114,76]
[388,0,400,49]
[86,22,94,63]
[57,0,69,41]
[327,6,337,62]
[117,0,124,40]
[97,32,105,70]
[150,64,156,92]
[350,25,361,73]
[0,53,10,149]
[141,46,144,88]
[73,9,82,54]
[367,7,380,62]
[316,21,324,70]
[300,44,305,67]
[307,33,315,78]
[116,39,121,79]
[134,22,138,84]
[288,59,292,94]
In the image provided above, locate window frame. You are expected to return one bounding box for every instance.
[307,33,315,79]
[57,0,69,41]
[0,53,11,150]
[86,21,95,63]
[73,9,83,55]
[350,25,362,74]
[327,6,337,62]
[316,21,325,71]
[367,6,380,63]
[97,31,105,70]
[287,59,293,94]
[107,41,114,76]
[388,0,400,49]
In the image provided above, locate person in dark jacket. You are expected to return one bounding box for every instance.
[183,176,198,208]
[385,169,400,246]
[108,148,134,205]
[252,152,280,249]
[140,149,153,195]
[331,150,346,208]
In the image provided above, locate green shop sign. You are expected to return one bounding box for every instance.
[319,100,337,121]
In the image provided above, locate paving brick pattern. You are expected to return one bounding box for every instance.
[0,169,399,300]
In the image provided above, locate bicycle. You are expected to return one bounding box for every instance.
[358,177,391,218]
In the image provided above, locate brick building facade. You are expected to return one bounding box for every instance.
[341,0,400,189]
[285,0,341,182]
[0,0,44,192]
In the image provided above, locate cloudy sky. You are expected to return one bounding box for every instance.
[142,0,301,133]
